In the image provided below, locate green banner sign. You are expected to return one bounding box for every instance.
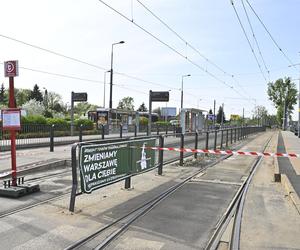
[79,138,156,193]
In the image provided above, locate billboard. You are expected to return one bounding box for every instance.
[161,107,176,117]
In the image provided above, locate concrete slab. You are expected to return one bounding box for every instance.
[241,132,300,249]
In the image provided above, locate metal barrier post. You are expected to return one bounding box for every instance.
[158,135,164,175]
[101,124,105,140]
[230,128,233,144]
[234,128,237,142]
[206,131,209,150]
[226,129,229,147]
[194,132,198,159]
[214,130,217,150]
[124,176,131,189]
[69,144,78,212]
[179,133,184,166]
[134,124,137,137]
[220,130,224,149]
[50,124,54,152]
[165,125,168,135]
[79,124,83,142]
[146,125,149,136]
[157,126,159,135]
[120,124,123,138]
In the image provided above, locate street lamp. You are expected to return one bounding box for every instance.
[109,41,125,109]
[103,70,110,108]
[181,74,191,109]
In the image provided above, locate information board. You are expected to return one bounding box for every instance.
[72,92,88,102]
[1,109,21,130]
[150,91,169,102]
[79,138,156,193]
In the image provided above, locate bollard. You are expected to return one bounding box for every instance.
[234,128,237,142]
[158,135,164,175]
[50,124,54,152]
[230,128,233,144]
[214,130,217,150]
[120,124,123,138]
[79,124,83,142]
[226,129,229,148]
[146,125,149,136]
[157,126,160,135]
[101,124,105,140]
[220,130,224,149]
[134,124,137,137]
[124,176,131,189]
[206,131,209,150]
[194,132,198,159]
[165,125,168,135]
[179,133,184,166]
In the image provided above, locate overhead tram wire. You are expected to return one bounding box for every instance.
[230,0,268,83]
[241,0,270,80]
[0,33,177,92]
[98,0,252,103]
[245,0,297,70]
[136,0,249,96]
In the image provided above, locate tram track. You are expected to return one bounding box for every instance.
[0,132,261,225]
[205,133,273,250]
[64,132,270,250]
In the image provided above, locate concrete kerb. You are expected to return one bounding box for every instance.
[0,159,71,180]
[281,174,300,215]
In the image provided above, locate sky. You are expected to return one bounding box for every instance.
[0,0,300,119]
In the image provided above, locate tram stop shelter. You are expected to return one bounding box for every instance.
[180,108,206,134]
[88,108,139,134]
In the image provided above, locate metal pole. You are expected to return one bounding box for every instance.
[221,103,224,128]
[179,133,184,166]
[50,124,54,152]
[181,77,183,109]
[220,130,224,149]
[298,70,300,137]
[8,76,17,186]
[69,144,78,212]
[79,124,83,142]
[109,44,114,109]
[194,132,198,159]
[71,92,74,136]
[148,90,152,136]
[205,131,209,150]
[213,99,216,128]
[214,130,217,150]
[158,135,164,175]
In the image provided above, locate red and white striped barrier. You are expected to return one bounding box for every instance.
[146,147,299,158]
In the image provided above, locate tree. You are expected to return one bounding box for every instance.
[15,88,31,106]
[0,83,7,105]
[208,109,213,115]
[137,102,148,112]
[74,102,97,117]
[267,77,297,125]
[29,84,43,102]
[216,106,225,124]
[252,105,268,125]
[117,97,134,111]
[22,99,45,116]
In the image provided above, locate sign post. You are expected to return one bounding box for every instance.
[148,91,169,135]
[4,61,19,186]
[71,92,88,136]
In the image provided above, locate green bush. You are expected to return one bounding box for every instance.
[21,115,47,125]
[46,118,69,126]
[139,117,148,125]
[74,119,94,130]
[155,121,170,126]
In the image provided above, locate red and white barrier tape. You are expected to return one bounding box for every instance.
[146,147,298,158]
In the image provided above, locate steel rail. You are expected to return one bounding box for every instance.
[205,133,273,250]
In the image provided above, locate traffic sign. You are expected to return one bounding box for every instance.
[4,61,19,77]
[150,91,169,102]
